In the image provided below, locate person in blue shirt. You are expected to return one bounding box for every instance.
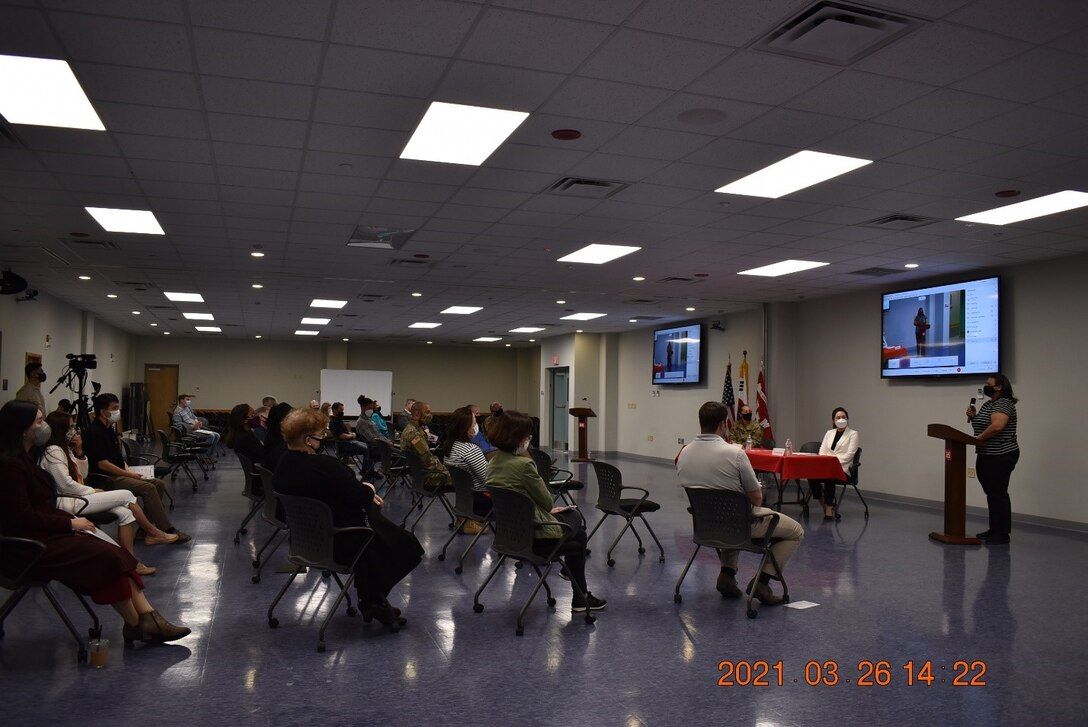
[466,403,497,459]
[368,399,390,436]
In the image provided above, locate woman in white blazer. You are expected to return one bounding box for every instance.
[811,407,859,520]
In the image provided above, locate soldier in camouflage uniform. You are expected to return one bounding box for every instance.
[400,401,451,490]
[729,405,763,448]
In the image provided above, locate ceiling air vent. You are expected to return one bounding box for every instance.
[347,225,417,250]
[545,176,629,199]
[755,1,925,66]
[849,267,901,277]
[625,298,658,304]
[389,258,429,268]
[357,293,391,302]
[658,276,705,285]
[62,238,119,250]
[859,214,939,231]
[146,305,173,310]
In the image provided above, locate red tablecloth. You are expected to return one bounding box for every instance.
[745,451,846,481]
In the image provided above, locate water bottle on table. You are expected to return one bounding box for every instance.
[784,438,793,455]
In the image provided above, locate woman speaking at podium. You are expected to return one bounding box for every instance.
[966,373,1019,545]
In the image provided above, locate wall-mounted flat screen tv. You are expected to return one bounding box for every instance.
[881,276,999,378]
[652,322,704,385]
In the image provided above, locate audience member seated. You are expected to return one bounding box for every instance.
[440,407,491,533]
[172,393,220,455]
[0,401,191,644]
[320,402,332,416]
[85,393,191,544]
[15,361,48,413]
[485,409,606,613]
[395,398,415,434]
[368,399,390,437]
[39,412,175,575]
[272,407,423,630]
[250,406,270,443]
[226,403,265,469]
[55,399,74,416]
[260,402,293,474]
[262,396,277,409]
[329,401,369,464]
[483,401,503,440]
[728,404,763,448]
[400,401,451,490]
[676,401,803,605]
[354,397,391,446]
[308,400,320,410]
[810,407,859,520]
[466,403,497,458]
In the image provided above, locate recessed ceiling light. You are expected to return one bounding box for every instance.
[164,292,204,303]
[251,284,263,289]
[560,312,606,321]
[529,339,536,342]
[195,326,222,333]
[685,307,695,312]
[150,323,158,327]
[715,150,872,199]
[955,190,1088,225]
[558,243,641,265]
[294,330,319,336]
[904,263,920,269]
[131,311,141,315]
[310,299,347,309]
[401,101,529,166]
[78,275,91,281]
[426,341,433,344]
[183,312,214,321]
[255,335,262,339]
[576,329,584,334]
[505,343,511,347]
[632,276,645,282]
[250,251,265,258]
[301,317,331,325]
[474,337,502,342]
[510,327,545,333]
[85,207,165,235]
[0,54,105,130]
[411,292,423,297]
[409,322,441,329]
[738,260,830,277]
[163,331,170,336]
[441,306,483,315]
[629,319,637,323]
[106,294,117,298]
[556,300,566,304]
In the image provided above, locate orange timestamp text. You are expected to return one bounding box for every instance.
[716,660,988,687]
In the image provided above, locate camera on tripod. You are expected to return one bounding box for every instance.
[67,353,97,372]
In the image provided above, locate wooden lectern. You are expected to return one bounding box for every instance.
[569,407,596,462]
[927,423,981,545]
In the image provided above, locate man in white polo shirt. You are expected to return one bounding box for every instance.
[676,401,804,605]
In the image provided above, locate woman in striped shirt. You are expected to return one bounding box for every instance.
[967,373,1019,545]
[440,407,491,534]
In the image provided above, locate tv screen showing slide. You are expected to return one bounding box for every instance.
[652,322,703,385]
[881,276,999,378]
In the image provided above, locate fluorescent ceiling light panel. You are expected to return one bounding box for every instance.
[441,306,482,315]
[400,101,529,166]
[85,207,165,235]
[473,337,502,342]
[0,54,105,131]
[557,244,641,265]
[738,260,829,277]
[182,312,214,321]
[509,327,545,333]
[409,322,442,329]
[715,150,872,199]
[294,330,319,336]
[300,317,331,325]
[164,292,204,303]
[955,190,1088,225]
[560,312,607,321]
[194,326,221,333]
[310,299,347,309]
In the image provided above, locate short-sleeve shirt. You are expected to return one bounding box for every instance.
[84,419,124,475]
[328,416,349,439]
[972,398,1018,455]
[675,434,761,494]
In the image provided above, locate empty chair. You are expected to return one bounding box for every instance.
[234,453,264,545]
[250,464,290,584]
[586,461,665,567]
[675,486,789,619]
[834,448,868,520]
[266,494,375,652]
[155,429,199,491]
[528,447,584,506]
[472,487,595,635]
[436,465,492,573]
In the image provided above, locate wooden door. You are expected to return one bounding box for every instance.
[144,364,179,433]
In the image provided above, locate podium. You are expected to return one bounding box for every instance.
[569,407,596,462]
[926,423,981,545]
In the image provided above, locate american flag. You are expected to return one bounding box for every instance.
[722,358,736,431]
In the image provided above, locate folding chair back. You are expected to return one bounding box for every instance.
[236,453,262,501]
[447,465,478,520]
[683,486,757,551]
[800,441,821,454]
[529,448,553,481]
[590,460,624,513]
[254,464,287,529]
[836,447,869,519]
[486,486,541,564]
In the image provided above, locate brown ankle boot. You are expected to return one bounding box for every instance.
[137,610,191,642]
[123,620,144,644]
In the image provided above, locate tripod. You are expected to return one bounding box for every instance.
[49,363,97,433]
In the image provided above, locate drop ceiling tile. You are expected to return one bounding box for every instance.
[446,187,532,209]
[211,142,303,171]
[870,88,1020,135]
[955,106,1085,148]
[579,29,732,90]
[375,179,457,204]
[434,61,566,110]
[516,196,599,215]
[200,77,314,120]
[492,0,641,24]
[36,152,132,177]
[638,93,772,137]
[467,168,563,194]
[294,191,365,212]
[815,122,938,161]
[597,126,716,162]
[729,108,857,148]
[952,47,1088,103]
[217,166,298,190]
[947,0,1088,44]
[114,134,213,164]
[0,6,64,57]
[13,128,120,156]
[485,143,590,174]
[302,151,390,178]
[307,124,407,157]
[142,179,220,201]
[626,0,800,47]
[331,0,480,53]
[786,71,934,120]
[96,102,207,139]
[193,28,322,84]
[460,8,611,74]
[885,136,1012,171]
[567,153,671,181]
[1036,85,1088,118]
[688,50,839,106]
[686,137,793,174]
[50,13,193,72]
[126,159,216,184]
[312,89,428,131]
[298,173,379,197]
[187,0,332,40]
[542,78,673,124]
[320,46,447,97]
[431,203,507,222]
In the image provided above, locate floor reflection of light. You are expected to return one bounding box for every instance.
[626,715,642,727]
[546,650,562,673]
[176,543,221,626]
[404,658,418,682]
[244,667,256,691]
[433,607,456,654]
[683,640,695,663]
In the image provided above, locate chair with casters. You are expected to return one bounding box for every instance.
[171,424,213,479]
[373,440,409,499]
[0,531,103,664]
[155,429,199,492]
[834,448,868,520]
[250,464,290,584]
[266,493,375,652]
[472,487,595,636]
[585,461,665,566]
[528,448,584,506]
[436,465,492,573]
[234,454,265,545]
[399,449,456,534]
[674,486,789,618]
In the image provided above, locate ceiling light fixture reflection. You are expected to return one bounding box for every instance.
[182,312,214,321]
[401,101,529,166]
[509,327,545,333]
[294,330,319,336]
[473,337,502,342]
[557,243,641,264]
[310,299,347,309]
[441,306,483,315]
[955,190,1088,225]
[409,322,441,329]
[164,292,204,303]
[560,312,606,321]
[195,326,222,333]
[301,317,331,325]
[738,260,829,277]
[716,150,872,199]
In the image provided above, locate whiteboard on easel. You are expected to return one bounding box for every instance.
[319,369,393,416]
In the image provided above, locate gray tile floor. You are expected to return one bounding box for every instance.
[2,452,1085,726]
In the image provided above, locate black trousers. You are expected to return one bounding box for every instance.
[808,479,837,505]
[976,450,1019,537]
[532,509,588,594]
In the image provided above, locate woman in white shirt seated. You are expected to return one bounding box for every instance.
[439,407,491,533]
[810,407,859,520]
[39,411,176,575]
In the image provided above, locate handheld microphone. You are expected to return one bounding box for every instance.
[969,397,976,407]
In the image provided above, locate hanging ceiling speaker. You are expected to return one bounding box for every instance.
[0,269,28,295]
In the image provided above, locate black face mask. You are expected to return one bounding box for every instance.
[740,413,752,421]
[983,384,997,397]
[37,371,47,383]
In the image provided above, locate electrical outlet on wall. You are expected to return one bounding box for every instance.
[627,402,637,409]
[647,435,654,442]
[677,437,684,445]
[967,467,976,478]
